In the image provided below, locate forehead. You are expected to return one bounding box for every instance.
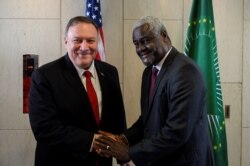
[133,23,154,39]
[67,23,98,37]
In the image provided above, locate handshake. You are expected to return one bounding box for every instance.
[93,130,131,163]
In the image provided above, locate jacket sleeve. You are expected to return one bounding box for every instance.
[28,69,94,159]
[128,62,206,165]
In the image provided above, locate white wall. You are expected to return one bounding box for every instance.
[0,0,249,165]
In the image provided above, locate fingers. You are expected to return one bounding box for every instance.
[96,148,111,158]
[93,134,114,158]
[98,130,112,135]
[97,134,115,146]
[98,130,117,140]
[93,138,108,152]
[94,131,130,161]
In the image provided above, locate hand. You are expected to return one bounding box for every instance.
[94,130,130,161]
[92,134,111,158]
[98,130,129,145]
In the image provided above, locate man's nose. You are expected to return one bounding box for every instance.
[80,40,88,50]
[138,43,146,52]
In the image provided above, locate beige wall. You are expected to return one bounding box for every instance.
[242,0,250,165]
[0,0,249,165]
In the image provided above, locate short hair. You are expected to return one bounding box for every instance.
[65,16,98,36]
[133,16,168,37]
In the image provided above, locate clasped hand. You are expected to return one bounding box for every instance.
[93,130,130,162]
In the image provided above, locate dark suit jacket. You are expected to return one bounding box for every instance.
[29,54,126,166]
[124,47,215,166]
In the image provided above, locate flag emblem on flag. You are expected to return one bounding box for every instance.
[184,0,228,166]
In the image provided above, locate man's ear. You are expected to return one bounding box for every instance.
[161,31,171,44]
[64,37,67,45]
[161,31,167,37]
[161,31,168,41]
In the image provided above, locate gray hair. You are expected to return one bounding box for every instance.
[133,16,167,36]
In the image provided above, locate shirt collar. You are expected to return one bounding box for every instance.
[74,61,96,78]
[153,46,172,71]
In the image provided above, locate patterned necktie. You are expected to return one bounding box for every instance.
[149,67,158,103]
[84,71,100,125]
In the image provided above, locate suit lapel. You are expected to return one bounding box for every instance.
[62,55,87,100]
[61,55,99,127]
[145,47,178,123]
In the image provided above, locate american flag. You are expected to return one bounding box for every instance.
[85,0,105,61]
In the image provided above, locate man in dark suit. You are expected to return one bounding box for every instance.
[28,16,126,166]
[94,16,215,166]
